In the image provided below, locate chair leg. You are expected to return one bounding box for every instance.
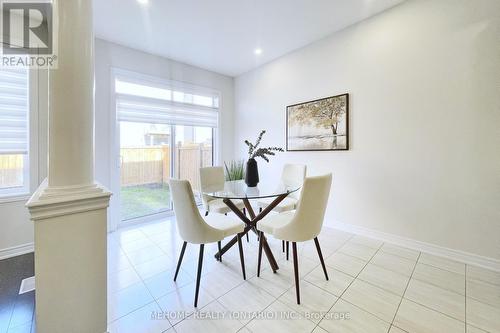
[314,237,329,280]
[282,240,285,253]
[174,241,187,281]
[194,244,205,308]
[205,211,209,216]
[286,241,289,260]
[240,208,249,242]
[237,234,246,280]
[257,232,264,277]
[217,241,222,262]
[292,242,300,304]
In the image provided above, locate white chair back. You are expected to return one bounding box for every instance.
[169,179,220,244]
[199,166,225,210]
[281,164,307,200]
[275,174,332,242]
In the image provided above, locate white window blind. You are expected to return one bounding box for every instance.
[0,68,29,155]
[115,72,219,128]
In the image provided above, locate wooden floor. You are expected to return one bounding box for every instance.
[0,253,35,333]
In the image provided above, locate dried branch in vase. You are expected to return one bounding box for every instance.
[244,130,284,162]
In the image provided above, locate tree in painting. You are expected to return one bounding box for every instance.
[287,94,348,150]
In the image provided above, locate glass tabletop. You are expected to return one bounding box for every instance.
[202,180,301,200]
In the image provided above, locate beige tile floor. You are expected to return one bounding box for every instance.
[107,216,500,333]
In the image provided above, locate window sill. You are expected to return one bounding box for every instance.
[0,193,31,205]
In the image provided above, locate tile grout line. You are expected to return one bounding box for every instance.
[311,245,420,331]
[354,274,406,298]
[4,267,29,332]
[239,282,299,331]
[30,307,36,333]
[465,264,467,333]
[392,258,474,325]
[244,233,356,333]
[0,254,35,332]
[213,249,302,331]
[6,287,36,332]
[391,259,479,325]
[328,246,496,320]
[329,252,416,329]
[246,237,337,329]
[179,262,250,321]
[388,252,421,333]
[349,257,476,318]
[169,242,280,331]
[168,260,248,329]
[417,260,467,276]
[396,297,470,327]
[116,222,185,332]
[111,225,490,333]
[408,264,466,296]
[139,224,186,260]
[310,234,360,331]
[112,227,177,329]
[110,226,322,330]
[6,297,16,332]
[310,236,383,333]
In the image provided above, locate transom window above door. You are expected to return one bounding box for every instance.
[115,74,220,108]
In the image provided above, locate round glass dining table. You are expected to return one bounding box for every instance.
[203,179,300,200]
[202,180,301,272]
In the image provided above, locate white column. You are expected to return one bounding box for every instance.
[26,1,111,332]
[48,0,94,187]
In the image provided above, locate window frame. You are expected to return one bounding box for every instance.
[110,68,220,226]
[0,67,38,201]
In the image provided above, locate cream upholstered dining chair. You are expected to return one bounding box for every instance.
[200,166,249,242]
[256,173,332,304]
[169,179,247,307]
[256,164,306,213]
[200,166,246,215]
[257,164,306,257]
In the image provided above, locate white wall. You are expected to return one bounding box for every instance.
[234,0,500,260]
[0,200,34,258]
[94,39,235,230]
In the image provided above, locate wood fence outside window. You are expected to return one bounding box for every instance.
[120,143,212,191]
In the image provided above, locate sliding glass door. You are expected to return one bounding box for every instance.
[119,123,214,221]
[119,121,172,221]
[114,69,219,223]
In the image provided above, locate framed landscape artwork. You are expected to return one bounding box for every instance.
[286,93,349,151]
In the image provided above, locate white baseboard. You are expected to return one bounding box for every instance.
[0,243,34,260]
[331,221,500,272]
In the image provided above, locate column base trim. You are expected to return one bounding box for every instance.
[26,179,112,221]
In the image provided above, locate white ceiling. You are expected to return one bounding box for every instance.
[93,0,405,77]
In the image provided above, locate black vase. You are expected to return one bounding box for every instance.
[245,158,259,187]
